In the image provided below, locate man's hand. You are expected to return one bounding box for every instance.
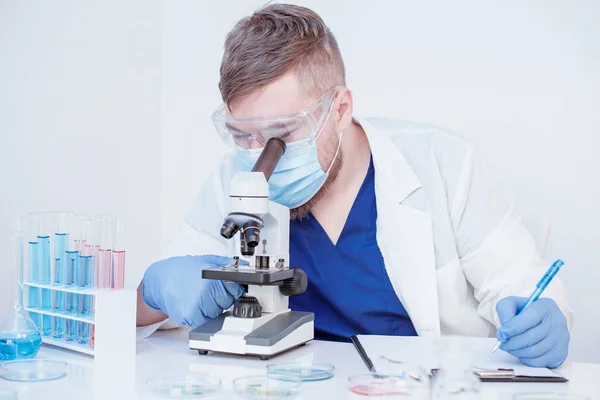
[496,296,569,368]
[141,255,244,326]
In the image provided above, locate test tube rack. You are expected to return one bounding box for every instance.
[23,283,136,357]
[16,212,135,358]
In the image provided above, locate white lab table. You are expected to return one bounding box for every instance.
[2,328,599,399]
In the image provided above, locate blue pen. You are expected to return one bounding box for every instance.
[491,259,565,353]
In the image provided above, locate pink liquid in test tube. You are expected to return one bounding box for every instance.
[91,225,107,347]
[112,217,126,290]
[92,216,113,348]
[100,249,112,288]
[112,251,125,290]
[98,215,113,289]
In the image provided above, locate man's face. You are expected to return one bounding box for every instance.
[229,73,346,219]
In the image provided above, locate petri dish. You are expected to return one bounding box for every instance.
[0,390,18,400]
[146,375,221,398]
[0,359,67,382]
[266,362,334,381]
[513,394,592,400]
[233,374,302,399]
[348,373,419,396]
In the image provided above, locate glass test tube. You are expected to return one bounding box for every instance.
[89,217,101,347]
[79,219,94,296]
[2,217,42,361]
[51,213,71,339]
[99,215,113,289]
[111,217,126,290]
[27,240,40,328]
[76,218,94,345]
[67,215,87,341]
[64,250,79,341]
[36,213,53,336]
[12,217,25,308]
[38,234,51,336]
[73,214,87,252]
[77,255,92,344]
[91,215,113,347]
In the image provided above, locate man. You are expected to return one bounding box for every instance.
[137,4,572,368]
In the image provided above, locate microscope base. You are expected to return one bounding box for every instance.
[189,310,314,359]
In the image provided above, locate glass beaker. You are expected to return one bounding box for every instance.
[0,217,42,361]
[431,336,481,399]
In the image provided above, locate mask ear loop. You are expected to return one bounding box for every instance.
[314,92,344,175]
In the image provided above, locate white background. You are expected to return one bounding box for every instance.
[1,1,599,363]
[0,1,163,301]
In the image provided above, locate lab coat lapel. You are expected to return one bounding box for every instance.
[357,118,441,337]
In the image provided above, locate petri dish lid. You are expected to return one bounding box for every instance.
[267,362,335,381]
[266,361,334,381]
[146,375,221,398]
[0,359,67,382]
[348,373,419,396]
[233,374,302,399]
[513,394,592,400]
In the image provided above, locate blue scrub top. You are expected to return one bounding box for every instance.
[289,157,417,342]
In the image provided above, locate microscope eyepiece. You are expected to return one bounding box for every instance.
[242,221,261,248]
[251,137,286,182]
[220,218,239,239]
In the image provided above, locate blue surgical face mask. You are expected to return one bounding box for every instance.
[235,133,343,209]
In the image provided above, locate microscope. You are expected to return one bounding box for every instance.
[189,138,314,360]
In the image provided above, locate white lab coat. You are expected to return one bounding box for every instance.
[147,117,572,337]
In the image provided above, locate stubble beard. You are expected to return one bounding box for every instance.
[289,148,344,221]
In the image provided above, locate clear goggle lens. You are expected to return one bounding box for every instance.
[212,86,342,150]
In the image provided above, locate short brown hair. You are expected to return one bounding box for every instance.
[219,3,346,109]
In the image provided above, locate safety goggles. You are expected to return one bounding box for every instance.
[212,86,343,150]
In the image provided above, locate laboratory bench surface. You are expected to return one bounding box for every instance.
[1,327,599,399]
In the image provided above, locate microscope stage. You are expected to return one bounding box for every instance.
[202,267,295,285]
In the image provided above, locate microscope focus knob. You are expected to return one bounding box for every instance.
[279,268,308,297]
[232,296,262,318]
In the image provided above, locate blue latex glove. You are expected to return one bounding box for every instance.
[496,296,569,368]
[142,255,245,326]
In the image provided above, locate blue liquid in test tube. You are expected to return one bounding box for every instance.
[27,241,40,328]
[77,255,92,344]
[64,251,79,341]
[52,233,68,339]
[37,236,51,336]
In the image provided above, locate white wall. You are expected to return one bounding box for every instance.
[0,0,163,316]
[2,0,597,364]
[160,0,600,363]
